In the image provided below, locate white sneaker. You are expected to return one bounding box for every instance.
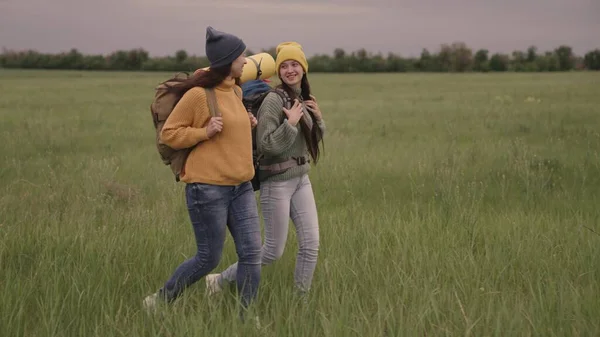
[205,274,223,295]
[142,293,159,314]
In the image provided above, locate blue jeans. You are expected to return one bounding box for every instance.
[159,181,262,309]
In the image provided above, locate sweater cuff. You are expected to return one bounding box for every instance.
[317,119,326,131]
[193,127,209,142]
[283,119,300,136]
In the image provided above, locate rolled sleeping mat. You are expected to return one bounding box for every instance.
[194,52,276,85]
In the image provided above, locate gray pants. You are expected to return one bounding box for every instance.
[220,174,320,293]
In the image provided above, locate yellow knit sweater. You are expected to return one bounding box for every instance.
[160,78,254,185]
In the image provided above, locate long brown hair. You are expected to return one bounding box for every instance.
[166,63,239,99]
[278,74,324,164]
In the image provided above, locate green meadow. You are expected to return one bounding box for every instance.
[1,69,599,336]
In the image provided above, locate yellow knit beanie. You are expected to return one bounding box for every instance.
[275,41,309,74]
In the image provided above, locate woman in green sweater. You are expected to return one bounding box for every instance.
[207,41,325,296]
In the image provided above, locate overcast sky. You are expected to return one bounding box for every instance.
[0,0,598,58]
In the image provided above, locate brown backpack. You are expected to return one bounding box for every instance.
[149,72,221,182]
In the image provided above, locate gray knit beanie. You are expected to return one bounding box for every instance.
[205,26,246,68]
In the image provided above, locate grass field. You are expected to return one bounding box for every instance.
[1,69,599,336]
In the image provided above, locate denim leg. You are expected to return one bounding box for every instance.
[219,176,318,296]
[219,179,293,284]
[260,179,294,265]
[289,175,320,293]
[226,182,262,309]
[160,183,229,302]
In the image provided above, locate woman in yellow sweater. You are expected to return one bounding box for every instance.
[143,26,262,317]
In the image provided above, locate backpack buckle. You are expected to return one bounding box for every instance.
[295,156,307,165]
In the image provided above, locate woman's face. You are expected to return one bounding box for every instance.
[279,60,304,88]
[230,52,247,78]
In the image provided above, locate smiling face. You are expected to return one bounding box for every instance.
[230,52,247,78]
[279,60,304,88]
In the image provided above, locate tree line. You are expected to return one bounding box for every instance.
[1,43,599,73]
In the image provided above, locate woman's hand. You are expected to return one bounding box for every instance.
[248,112,257,128]
[283,99,304,126]
[305,95,322,121]
[206,117,223,138]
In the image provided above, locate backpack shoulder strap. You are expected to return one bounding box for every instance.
[269,88,293,124]
[204,87,220,117]
[205,86,241,117]
[272,88,292,109]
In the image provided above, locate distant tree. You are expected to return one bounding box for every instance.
[356,48,368,62]
[331,48,348,72]
[450,42,473,72]
[537,51,560,71]
[437,44,453,71]
[473,49,489,72]
[416,48,433,71]
[526,46,537,63]
[489,53,509,71]
[573,56,586,70]
[307,54,334,72]
[554,45,575,71]
[583,49,600,70]
[333,48,345,60]
[175,50,188,63]
[387,52,409,72]
[82,54,106,70]
[511,50,527,71]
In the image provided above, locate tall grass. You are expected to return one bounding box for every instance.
[1,69,599,336]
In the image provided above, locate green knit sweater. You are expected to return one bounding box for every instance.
[255,87,326,182]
